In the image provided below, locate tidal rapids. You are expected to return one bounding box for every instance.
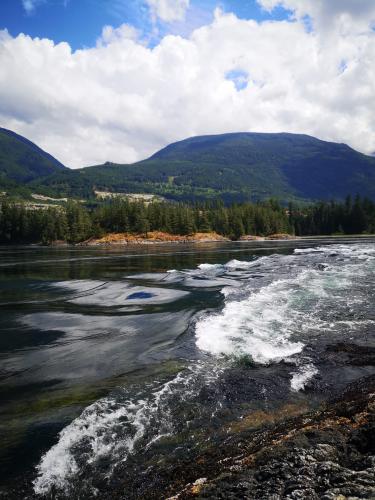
[1,239,375,499]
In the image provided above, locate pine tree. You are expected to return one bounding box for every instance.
[134,208,150,235]
[198,211,211,233]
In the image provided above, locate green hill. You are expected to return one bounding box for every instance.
[0,128,66,189]
[2,129,375,203]
[34,132,375,203]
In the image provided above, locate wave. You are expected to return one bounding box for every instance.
[34,362,222,496]
[290,364,318,391]
[195,276,305,363]
[195,243,375,364]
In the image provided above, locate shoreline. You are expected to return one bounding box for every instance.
[60,231,299,247]
[63,233,375,247]
[1,234,375,249]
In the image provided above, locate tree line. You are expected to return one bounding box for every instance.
[290,195,375,236]
[0,195,374,244]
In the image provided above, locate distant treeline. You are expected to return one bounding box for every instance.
[290,195,375,236]
[0,195,374,244]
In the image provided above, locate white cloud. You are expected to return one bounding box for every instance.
[146,0,190,22]
[97,24,140,46]
[258,0,375,33]
[1,4,375,168]
[22,0,70,14]
[22,0,46,14]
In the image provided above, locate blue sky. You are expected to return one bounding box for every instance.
[1,0,374,167]
[0,0,290,49]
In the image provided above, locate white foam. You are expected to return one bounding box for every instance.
[196,244,375,364]
[197,263,222,272]
[195,277,305,363]
[296,243,375,260]
[34,378,180,495]
[294,248,323,254]
[290,364,318,391]
[224,259,258,270]
[33,363,219,496]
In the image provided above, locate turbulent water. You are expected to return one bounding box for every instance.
[1,238,375,498]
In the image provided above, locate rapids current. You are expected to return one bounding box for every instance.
[27,242,375,497]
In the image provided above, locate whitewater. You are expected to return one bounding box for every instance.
[30,242,375,498]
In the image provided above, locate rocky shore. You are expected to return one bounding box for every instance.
[81,231,230,246]
[78,344,375,500]
[164,345,375,500]
[9,344,372,500]
[76,232,297,246]
[170,376,375,499]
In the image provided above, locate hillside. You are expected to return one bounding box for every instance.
[1,129,375,202]
[32,132,375,203]
[0,128,66,189]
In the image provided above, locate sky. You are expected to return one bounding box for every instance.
[0,0,375,167]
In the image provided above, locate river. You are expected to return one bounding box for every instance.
[1,237,375,498]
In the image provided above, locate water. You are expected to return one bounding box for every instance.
[1,238,375,498]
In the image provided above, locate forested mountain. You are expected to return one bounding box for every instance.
[2,129,375,203]
[0,128,66,188]
[33,132,375,203]
[148,133,375,200]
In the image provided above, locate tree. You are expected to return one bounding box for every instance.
[198,211,211,233]
[66,201,92,243]
[135,208,150,235]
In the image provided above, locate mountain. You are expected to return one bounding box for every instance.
[145,132,375,200]
[0,127,66,188]
[2,128,375,202]
[34,132,375,203]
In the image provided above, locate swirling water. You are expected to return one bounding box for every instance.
[1,238,375,498]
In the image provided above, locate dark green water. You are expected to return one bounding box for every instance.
[1,237,375,498]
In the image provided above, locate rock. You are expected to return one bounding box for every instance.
[170,375,375,500]
[80,231,229,246]
[239,235,264,241]
[265,234,297,240]
[325,343,375,366]
[49,239,69,246]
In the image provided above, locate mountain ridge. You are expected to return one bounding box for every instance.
[0,127,66,188]
[148,132,354,160]
[2,128,375,203]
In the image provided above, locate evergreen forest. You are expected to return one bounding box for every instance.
[0,195,374,245]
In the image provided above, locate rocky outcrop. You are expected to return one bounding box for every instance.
[239,235,264,241]
[81,231,230,246]
[265,234,298,240]
[169,375,375,499]
[239,234,297,241]
[324,343,375,366]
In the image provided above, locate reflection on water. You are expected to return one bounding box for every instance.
[1,237,375,497]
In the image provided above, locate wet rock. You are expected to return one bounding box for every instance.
[315,263,329,271]
[325,343,375,366]
[170,375,375,500]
